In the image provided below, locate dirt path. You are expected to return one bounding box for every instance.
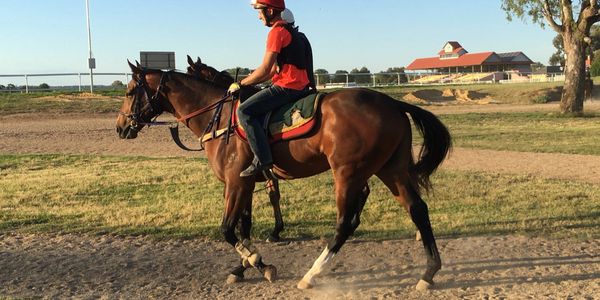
[1,104,599,299]
[1,233,598,299]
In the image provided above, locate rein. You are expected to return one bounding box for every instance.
[121,70,237,152]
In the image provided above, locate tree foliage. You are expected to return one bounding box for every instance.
[350,66,371,84]
[314,68,330,84]
[502,0,600,113]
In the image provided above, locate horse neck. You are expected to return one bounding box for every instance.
[167,77,228,137]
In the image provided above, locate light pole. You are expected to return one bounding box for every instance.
[85,0,95,93]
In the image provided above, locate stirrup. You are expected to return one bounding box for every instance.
[240,162,274,178]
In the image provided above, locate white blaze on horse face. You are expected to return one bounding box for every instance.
[300,246,335,286]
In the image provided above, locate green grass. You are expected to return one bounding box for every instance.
[0,91,122,115]
[1,154,598,240]
[372,81,564,104]
[435,112,600,155]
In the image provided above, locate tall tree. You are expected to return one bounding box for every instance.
[502,0,600,114]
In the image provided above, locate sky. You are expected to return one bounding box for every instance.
[0,0,557,86]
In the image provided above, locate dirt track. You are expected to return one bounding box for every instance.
[1,103,599,299]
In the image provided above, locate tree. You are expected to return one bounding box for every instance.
[333,70,349,84]
[6,84,16,90]
[314,68,330,85]
[350,66,371,84]
[502,0,600,114]
[111,80,125,88]
[0,85,5,90]
[590,54,600,76]
[38,83,50,89]
[376,67,408,85]
[549,34,565,66]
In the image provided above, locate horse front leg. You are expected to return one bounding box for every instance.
[227,201,253,284]
[267,179,284,242]
[222,180,277,284]
[297,174,367,289]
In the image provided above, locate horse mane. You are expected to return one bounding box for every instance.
[137,67,229,91]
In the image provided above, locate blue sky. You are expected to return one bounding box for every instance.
[0,0,556,84]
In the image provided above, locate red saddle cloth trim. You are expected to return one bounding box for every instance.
[233,98,320,144]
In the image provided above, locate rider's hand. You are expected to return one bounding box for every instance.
[228,82,242,95]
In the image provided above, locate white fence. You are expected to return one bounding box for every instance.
[0,71,566,93]
[0,72,132,93]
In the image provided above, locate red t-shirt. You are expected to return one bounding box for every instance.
[266,21,310,90]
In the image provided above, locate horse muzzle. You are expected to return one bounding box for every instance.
[116,125,139,139]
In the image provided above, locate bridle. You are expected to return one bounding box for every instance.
[119,69,236,151]
[119,71,168,131]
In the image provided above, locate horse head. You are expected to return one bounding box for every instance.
[116,61,171,139]
[186,55,234,88]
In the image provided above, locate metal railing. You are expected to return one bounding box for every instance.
[0,72,131,93]
[0,71,567,93]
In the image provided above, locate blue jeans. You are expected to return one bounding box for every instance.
[237,85,309,165]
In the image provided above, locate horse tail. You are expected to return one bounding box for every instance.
[394,101,452,192]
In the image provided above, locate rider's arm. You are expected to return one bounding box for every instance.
[240,51,278,86]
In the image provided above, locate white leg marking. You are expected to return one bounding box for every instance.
[300,246,336,287]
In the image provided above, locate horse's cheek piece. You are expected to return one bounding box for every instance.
[235,239,262,268]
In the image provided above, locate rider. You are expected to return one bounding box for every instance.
[229,0,315,178]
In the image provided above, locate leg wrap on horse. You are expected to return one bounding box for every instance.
[235,239,262,268]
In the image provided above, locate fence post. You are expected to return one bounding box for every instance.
[25,75,29,94]
[78,73,82,92]
[397,73,401,86]
[125,73,129,85]
[372,74,376,87]
[315,73,319,87]
[345,74,349,86]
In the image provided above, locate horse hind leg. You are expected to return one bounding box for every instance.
[377,172,441,291]
[266,179,284,242]
[297,176,367,289]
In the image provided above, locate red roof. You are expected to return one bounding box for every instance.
[406,52,496,70]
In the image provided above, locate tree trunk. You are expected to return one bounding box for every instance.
[561,32,586,114]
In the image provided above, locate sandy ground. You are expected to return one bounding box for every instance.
[1,102,599,299]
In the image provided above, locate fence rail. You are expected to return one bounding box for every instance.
[0,71,566,93]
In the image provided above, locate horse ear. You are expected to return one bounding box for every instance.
[127,60,141,73]
[187,55,194,66]
[135,60,142,67]
[196,57,202,64]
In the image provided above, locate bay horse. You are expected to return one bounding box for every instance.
[116,60,451,290]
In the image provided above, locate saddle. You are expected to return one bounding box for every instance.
[235,92,326,143]
[201,92,326,144]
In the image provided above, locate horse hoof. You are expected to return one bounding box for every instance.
[297,280,314,290]
[226,274,243,284]
[416,279,433,291]
[266,235,280,243]
[263,265,277,283]
[415,231,422,241]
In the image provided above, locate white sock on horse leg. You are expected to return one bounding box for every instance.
[300,246,336,286]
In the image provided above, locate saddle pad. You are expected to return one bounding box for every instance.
[235,92,325,143]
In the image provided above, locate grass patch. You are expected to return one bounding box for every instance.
[372,81,564,104]
[0,91,122,115]
[436,112,600,155]
[1,154,598,240]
